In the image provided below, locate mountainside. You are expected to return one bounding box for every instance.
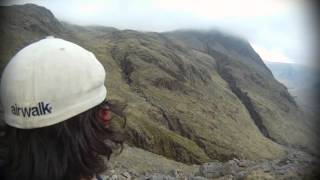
[0,3,318,169]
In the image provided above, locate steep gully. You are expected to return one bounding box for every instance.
[207,48,273,140]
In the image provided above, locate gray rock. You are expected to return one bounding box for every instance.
[140,174,176,180]
[189,176,209,180]
[222,160,240,175]
[110,175,118,180]
[234,171,248,179]
[198,162,224,178]
[121,172,131,179]
[170,170,178,178]
[236,160,252,167]
[214,175,233,180]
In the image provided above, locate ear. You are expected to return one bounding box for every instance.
[97,107,112,127]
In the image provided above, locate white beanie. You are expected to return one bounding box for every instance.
[0,37,107,129]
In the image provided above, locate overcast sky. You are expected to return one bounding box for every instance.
[4,0,317,66]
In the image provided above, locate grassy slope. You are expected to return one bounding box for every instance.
[80,29,285,161]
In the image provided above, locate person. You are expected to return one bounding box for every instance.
[0,37,123,180]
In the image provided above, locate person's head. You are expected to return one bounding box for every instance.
[0,37,122,180]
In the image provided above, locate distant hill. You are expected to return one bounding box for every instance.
[0,3,319,167]
[265,62,319,89]
[266,61,319,114]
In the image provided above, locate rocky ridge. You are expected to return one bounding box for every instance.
[101,145,319,180]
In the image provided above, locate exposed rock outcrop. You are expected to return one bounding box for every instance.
[102,145,320,180]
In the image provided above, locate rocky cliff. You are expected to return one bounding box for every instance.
[0,4,318,169]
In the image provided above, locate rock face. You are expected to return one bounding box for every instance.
[0,4,318,166]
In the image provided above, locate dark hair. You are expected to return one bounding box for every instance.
[0,100,124,180]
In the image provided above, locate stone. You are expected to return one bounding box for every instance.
[145,175,176,180]
[244,169,274,180]
[222,160,240,175]
[237,160,252,167]
[121,172,131,179]
[189,176,209,180]
[170,169,179,178]
[110,175,118,180]
[213,175,233,180]
[198,162,224,178]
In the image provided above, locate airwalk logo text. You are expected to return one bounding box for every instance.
[11,102,53,117]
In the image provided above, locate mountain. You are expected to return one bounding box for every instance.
[265,61,320,114]
[265,62,318,88]
[0,3,318,169]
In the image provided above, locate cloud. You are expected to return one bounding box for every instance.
[152,0,294,20]
[251,44,295,63]
[3,0,315,66]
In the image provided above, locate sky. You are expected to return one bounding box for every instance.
[3,0,317,66]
